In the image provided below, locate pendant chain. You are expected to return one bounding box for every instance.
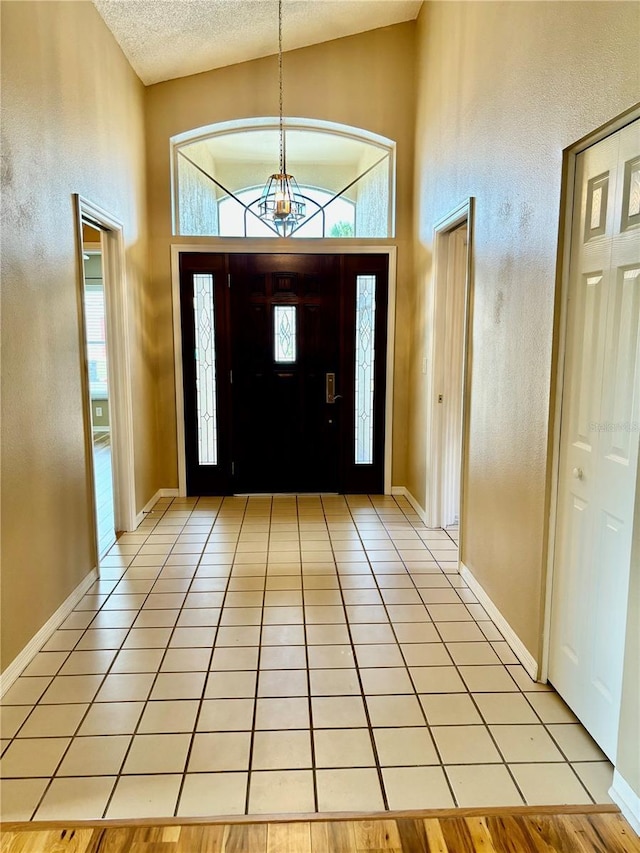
[278,0,286,176]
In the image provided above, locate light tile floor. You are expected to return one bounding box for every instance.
[0,495,613,821]
[93,430,115,557]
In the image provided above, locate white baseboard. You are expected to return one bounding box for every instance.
[135,488,180,526]
[391,486,429,524]
[0,568,98,696]
[159,488,180,498]
[460,562,539,680]
[610,770,640,835]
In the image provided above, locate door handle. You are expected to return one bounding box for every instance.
[326,373,342,404]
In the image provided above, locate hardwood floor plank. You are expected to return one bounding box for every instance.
[395,818,429,852]
[423,818,450,853]
[82,827,134,853]
[310,821,357,852]
[443,817,481,853]
[222,823,268,853]
[175,825,226,852]
[0,829,96,853]
[464,817,501,853]
[583,813,640,853]
[353,819,401,850]
[1,811,636,853]
[486,816,548,853]
[266,821,312,853]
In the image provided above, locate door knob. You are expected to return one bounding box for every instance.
[572,467,584,480]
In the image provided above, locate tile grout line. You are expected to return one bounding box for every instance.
[25,504,172,819]
[357,495,459,808]
[244,497,271,816]
[100,496,200,819]
[331,495,390,812]
[391,496,595,806]
[1,496,608,818]
[173,495,232,818]
[298,497,320,814]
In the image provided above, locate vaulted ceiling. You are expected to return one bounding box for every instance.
[92,0,423,85]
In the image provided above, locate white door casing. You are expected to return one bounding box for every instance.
[549,120,640,761]
[74,196,138,541]
[427,198,474,534]
[441,224,468,528]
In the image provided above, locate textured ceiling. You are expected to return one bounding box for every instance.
[92,0,423,85]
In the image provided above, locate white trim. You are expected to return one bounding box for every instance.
[460,562,539,680]
[384,248,397,495]
[610,770,640,836]
[542,105,640,680]
[74,196,137,534]
[134,488,180,526]
[0,569,98,696]
[171,242,397,498]
[171,246,188,497]
[172,116,395,150]
[391,486,430,525]
[426,199,475,554]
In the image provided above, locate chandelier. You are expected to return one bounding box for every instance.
[258,0,306,235]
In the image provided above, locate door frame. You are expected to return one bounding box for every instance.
[541,104,640,681]
[171,242,397,496]
[73,195,137,555]
[426,199,475,558]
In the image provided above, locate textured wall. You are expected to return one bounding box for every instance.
[0,1,156,669]
[410,0,639,659]
[145,23,417,490]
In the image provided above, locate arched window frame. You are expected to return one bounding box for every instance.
[170,117,396,239]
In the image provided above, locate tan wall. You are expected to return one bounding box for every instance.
[145,23,416,489]
[410,1,640,658]
[0,1,157,670]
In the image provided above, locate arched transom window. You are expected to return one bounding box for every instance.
[172,118,395,238]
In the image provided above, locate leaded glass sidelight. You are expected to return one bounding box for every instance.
[355,275,376,465]
[274,305,297,363]
[193,274,218,465]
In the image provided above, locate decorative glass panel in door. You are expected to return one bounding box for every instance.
[355,275,376,465]
[179,253,231,494]
[193,274,218,465]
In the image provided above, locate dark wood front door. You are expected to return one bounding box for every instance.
[179,252,388,495]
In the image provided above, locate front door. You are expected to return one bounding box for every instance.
[179,252,389,495]
[549,119,640,760]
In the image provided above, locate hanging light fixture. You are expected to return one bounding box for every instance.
[259,0,305,235]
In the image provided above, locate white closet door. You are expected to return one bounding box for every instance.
[550,119,640,761]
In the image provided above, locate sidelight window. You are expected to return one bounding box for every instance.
[355,275,376,465]
[193,273,218,465]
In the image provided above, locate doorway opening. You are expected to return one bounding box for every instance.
[82,226,115,555]
[175,251,392,496]
[74,196,137,564]
[427,200,474,542]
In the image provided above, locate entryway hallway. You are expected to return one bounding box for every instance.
[0,495,613,820]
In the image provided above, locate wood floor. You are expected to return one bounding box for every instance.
[2,807,638,852]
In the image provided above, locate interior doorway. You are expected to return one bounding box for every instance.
[73,195,137,565]
[178,252,389,495]
[82,225,116,555]
[428,200,474,536]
